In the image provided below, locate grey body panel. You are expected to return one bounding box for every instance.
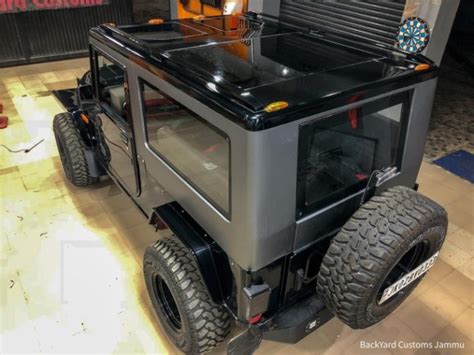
[98,112,138,193]
[128,62,295,270]
[294,79,437,251]
[130,58,437,270]
[90,38,437,272]
[91,37,172,208]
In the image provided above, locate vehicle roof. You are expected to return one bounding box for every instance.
[90,14,438,131]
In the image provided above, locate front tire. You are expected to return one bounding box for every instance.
[79,70,92,86]
[317,186,447,329]
[53,112,97,187]
[144,237,230,354]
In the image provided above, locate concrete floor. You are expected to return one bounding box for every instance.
[1,59,473,354]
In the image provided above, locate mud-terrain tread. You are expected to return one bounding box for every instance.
[53,112,97,187]
[316,186,447,329]
[144,237,230,354]
[80,70,92,86]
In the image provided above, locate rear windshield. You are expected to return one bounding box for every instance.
[296,92,410,217]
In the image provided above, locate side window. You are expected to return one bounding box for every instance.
[94,52,127,121]
[141,80,230,216]
[297,92,410,216]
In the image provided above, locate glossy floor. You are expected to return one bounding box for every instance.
[1,59,473,354]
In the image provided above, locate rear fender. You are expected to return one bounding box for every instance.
[149,202,233,305]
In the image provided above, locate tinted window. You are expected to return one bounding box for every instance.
[95,53,127,120]
[297,93,409,216]
[141,81,230,215]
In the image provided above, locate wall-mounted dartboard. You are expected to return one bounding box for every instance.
[397,17,431,53]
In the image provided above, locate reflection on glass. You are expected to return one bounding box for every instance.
[165,33,382,90]
[96,54,126,119]
[298,97,406,213]
[132,23,206,41]
[142,81,230,214]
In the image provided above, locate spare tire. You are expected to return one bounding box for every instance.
[316,186,447,329]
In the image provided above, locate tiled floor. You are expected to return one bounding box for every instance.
[425,52,474,161]
[1,59,473,354]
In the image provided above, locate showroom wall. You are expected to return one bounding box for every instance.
[133,0,169,23]
[0,0,170,67]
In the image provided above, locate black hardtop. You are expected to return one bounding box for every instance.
[90,13,437,131]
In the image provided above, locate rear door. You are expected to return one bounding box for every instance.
[92,48,139,195]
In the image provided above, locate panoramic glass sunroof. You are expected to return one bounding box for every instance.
[165,33,385,90]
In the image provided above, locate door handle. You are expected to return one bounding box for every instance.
[119,131,129,145]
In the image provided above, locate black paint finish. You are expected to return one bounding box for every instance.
[149,202,233,305]
[90,13,437,131]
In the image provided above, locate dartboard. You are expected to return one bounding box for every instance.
[397,17,430,53]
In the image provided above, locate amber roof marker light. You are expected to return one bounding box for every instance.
[80,113,90,124]
[415,63,431,71]
[148,19,164,25]
[264,101,289,113]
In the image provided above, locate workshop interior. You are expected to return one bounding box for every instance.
[1,0,473,354]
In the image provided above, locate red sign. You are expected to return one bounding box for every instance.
[0,0,109,13]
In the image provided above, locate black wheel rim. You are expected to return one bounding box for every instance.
[376,240,431,305]
[153,275,182,332]
[55,132,72,180]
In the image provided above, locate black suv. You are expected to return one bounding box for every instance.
[53,13,447,354]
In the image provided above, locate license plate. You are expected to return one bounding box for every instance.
[379,252,439,304]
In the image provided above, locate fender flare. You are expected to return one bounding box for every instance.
[70,110,104,178]
[149,202,233,305]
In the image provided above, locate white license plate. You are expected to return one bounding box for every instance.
[379,251,439,304]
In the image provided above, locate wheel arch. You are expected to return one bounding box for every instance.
[149,202,234,306]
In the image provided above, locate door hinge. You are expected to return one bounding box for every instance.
[361,167,398,205]
[375,167,398,187]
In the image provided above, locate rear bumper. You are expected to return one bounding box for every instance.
[228,294,334,353]
[261,293,334,343]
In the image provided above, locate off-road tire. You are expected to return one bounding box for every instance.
[80,70,92,86]
[53,112,98,187]
[317,186,447,329]
[144,237,231,354]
